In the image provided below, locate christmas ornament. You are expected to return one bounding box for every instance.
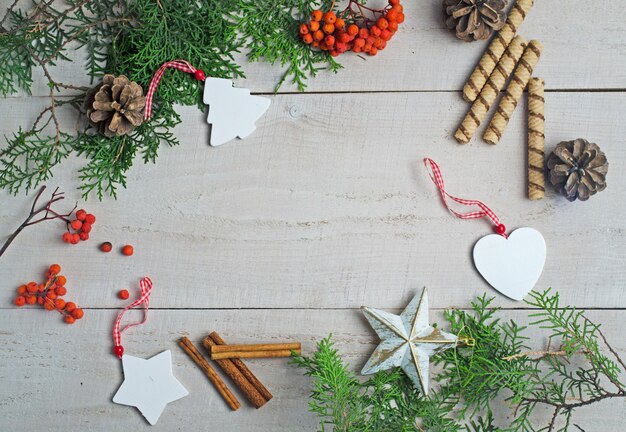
[473,227,546,301]
[203,78,271,146]
[84,74,146,137]
[423,158,547,301]
[361,288,466,394]
[299,0,405,57]
[144,60,270,147]
[547,138,609,202]
[443,0,507,42]
[112,277,188,425]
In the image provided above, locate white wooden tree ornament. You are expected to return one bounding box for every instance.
[203,78,271,146]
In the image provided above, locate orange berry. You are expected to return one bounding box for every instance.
[302,33,313,44]
[311,9,323,21]
[370,26,381,37]
[55,275,67,286]
[312,41,320,48]
[49,264,61,275]
[377,18,389,29]
[396,12,405,23]
[56,286,67,296]
[386,9,399,22]
[299,23,309,35]
[26,282,38,294]
[323,11,336,24]
[319,41,329,51]
[359,28,369,38]
[374,37,384,49]
[336,42,348,53]
[38,284,45,293]
[389,0,400,5]
[389,21,398,31]
[17,285,27,295]
[72,308,84,320]
[122,245,134,256]
[353,38,365,49]
[338,32,352,43]
[309,20,320,32]
[46,291,57,300]
[100,242,113,253]
[330,50,339,57]
[347,24,359,36]
[324,35,335,46]
[65,302,76,313]
[64,315,75,324]
[335,18,345,29]
[37,297,44,305]
[44,301,55,311]
[369,47,378,56]
[313,30,324,41]
[118,289,130,300]
[55,299,66,310]
[364,43,372,52]
[391,4,403,13]
[322,23,335,34]
[26,295,37,305]
[15,296,26,307]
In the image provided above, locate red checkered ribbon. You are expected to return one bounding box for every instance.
[144,60,203,120]
[112,277,153,358]
[423,158,507,237]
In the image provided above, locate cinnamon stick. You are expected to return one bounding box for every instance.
[207,332,273,402]
[202,336,269,408]
[178,336,241,411]
[210,343,301,354]
[210,349,296,360]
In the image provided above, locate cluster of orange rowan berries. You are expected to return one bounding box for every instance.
[14,264,84,324]
[299,0,404,56]
[62,209,96,244]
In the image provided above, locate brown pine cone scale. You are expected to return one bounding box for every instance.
[444,0,507,42]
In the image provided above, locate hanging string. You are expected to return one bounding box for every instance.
[112,277,153,358]
[143,60,206,120]
[423,158,507,237]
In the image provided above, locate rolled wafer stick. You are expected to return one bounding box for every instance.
[211,350,296,360]
[210,343,301,354]
[462,0,535,102]
[527,77,545,199]
[483,40,544,145]
[178,336,241,411]
[455,36,527,144]
[202,336,269,408]
[206,332,273,402]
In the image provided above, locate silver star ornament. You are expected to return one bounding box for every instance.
[361,288,457,394]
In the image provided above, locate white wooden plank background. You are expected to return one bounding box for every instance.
[1,0,625,430]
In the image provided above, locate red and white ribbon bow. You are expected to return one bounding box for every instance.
[423,158,507,237]
[112,277,153,358]
[144,60,205,120]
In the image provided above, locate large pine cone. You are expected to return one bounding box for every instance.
[547,139,608,202]
[443,0,507,42]
[83,75,145,137]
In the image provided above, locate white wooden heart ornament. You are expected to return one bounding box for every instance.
[473,227,546,301]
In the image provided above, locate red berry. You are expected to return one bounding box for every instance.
[193,69,205,81]
[389,0,400,4]
[64,315,75,324]
[324,35,335,46]
[56,286,67,296]
[100,242,113,253]
[26,295,37,305]
[121,245,134,256]
[64,302,76,313]
[377,18,389,30]
[62,232,72,243]
[72,308,84,319]
[85,214,96,224]
[359,28,369,39]
[75,209,87,221]
[15,296,26,307]
[70,219,82,231]
[49,264,61,275]
[81,223,92,233]
[118,289,130,300]
[70,233,80,245]
[79,232,90,241]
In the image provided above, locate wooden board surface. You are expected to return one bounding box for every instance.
[1,0,625,430]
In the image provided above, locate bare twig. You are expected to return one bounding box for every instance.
[0,185,76,259]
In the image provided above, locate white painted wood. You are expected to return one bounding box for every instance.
[0,309,624,431]
[2,0,626,96]
[1,92,624,309]
[473,227,546,301]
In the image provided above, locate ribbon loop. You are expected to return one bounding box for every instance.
[144,60,201,120]
[423,158,506,237]
[113,277,153,358]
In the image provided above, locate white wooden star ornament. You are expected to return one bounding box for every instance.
[113,350,188,425]
[361,288,470,394]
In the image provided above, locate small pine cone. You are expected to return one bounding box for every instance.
[547,138,609,202]
[443,0,507,42]
[83,75,145,137]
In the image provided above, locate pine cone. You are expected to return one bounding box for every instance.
[547,139,609,202]
[83,74,145,137]
[443,0,507,42]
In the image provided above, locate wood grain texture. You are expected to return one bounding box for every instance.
[2,0,626,96]
[1,92,625,309]
[0,309,624,431]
